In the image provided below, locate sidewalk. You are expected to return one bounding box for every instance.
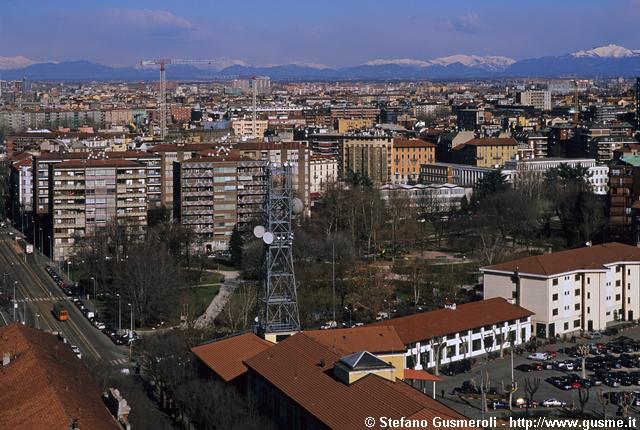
[194,270,239,329]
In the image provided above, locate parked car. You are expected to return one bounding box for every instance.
[542,398,567,408]
[527,352,550,361]
[585,331,603,339]
[488,399,509,410]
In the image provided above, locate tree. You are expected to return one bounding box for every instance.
[220,282,258,333]
[524,377,540,414]
[577,344,590,379]
[473,169,508,204]
[229,225,244,267]
[596,389,609,419]
[429,337,448,376]
[578,388,590,415]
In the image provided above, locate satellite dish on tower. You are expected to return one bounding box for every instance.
[263,232,274,245]
[291,197,303,215]
[253,225,265,239]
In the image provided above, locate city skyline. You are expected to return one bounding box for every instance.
[1,0,640,67]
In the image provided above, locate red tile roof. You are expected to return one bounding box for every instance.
[244,332,475,430]
[403,368,441,382]
[191,333,272,382]
[393,138,436,148]
[481,242,640,277]
[369,298,533,344]
[304,325,406,355]
[0,324,120,430]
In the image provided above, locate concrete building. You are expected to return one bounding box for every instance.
[343,136,393,185]
[174,155,266,252]
[482,243,640,337]
[451,137,518,168]
[419,163,496,187]
[231,119,269,138]
[9,153,33,213]
[309,155,338,197]
[380,183,471,213]
[502,158,609,195]
[608,155,640,227]
[49,159,147,261]
[519,90,551,111]
[336,118,373,133]
[391,138,436,184]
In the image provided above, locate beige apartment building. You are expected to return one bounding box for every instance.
[175,155,266,252]
[49,159,147,261]
[231,119,269,138]
[481,243,640,338]
[342,136,393,184]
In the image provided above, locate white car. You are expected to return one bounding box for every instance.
[542,398,566,408]
[527,352,550,361]
[71,345,82,360]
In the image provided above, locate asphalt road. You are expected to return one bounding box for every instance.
[0,231,129,367]
[435,331,640,420]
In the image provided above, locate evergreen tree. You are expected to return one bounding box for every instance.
[229,225,244,267]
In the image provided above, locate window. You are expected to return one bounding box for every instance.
[472,339,481,351]
[552,278,558,286]
[552,293,558,301]
[575,289,580,296]
[587,307,590,314]
[552,308,558,316]
[564,322,569,331]
[616,280,621,287]
[575,303,580,311]
[573,320,580,328]
[587,278,590,285]
[574,274,580,281]
[616,294,621,301]
[616,266,621,273]
[587,292,591,299]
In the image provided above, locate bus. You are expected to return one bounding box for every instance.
[53,301,68,321]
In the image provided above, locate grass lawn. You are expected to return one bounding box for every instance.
[186,284,220,316]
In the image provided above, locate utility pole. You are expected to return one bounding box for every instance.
[128,303,134,361]
[332,242,336,323]
[91,276,96,300]
[117,293,121,333]
[13,281,17,321]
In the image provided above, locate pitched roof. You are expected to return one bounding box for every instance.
[369,298,533,345]
[304,325,405,355]
[481,242,640,277]
[191,332,272,382]
[339,351,392,370]
[464,137,518,147]
[393,138,436,148]
[244,332,475,430]
[0,324,120,430]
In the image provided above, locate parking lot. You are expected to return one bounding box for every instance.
[434,325,640,420]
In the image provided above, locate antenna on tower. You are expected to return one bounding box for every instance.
[254,163,302,343]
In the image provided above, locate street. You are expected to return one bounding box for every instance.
[0,231,130,367]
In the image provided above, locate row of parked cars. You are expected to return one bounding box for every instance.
[70,298,133,346]
[488,397,566,410]
[44,265,76,296]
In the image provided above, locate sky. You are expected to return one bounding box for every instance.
[1,0,639,67]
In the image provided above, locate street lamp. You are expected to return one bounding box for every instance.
[344,306,357,327]
[48,235,52,260]
[13,281,17,321]
[128,302,134,361]
[35,313,40,330]
[91,276,96,300]
[117,293,122,333]
[66,261,72,281]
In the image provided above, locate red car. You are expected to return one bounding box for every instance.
[545,351,558,359]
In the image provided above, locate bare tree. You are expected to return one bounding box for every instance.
[524,377,540,414]
[619,391,633,419]
[429,337,448,376]
[596,389,609,419]
[577,344,590,379]
[220,282,258,333]
[473,370,491,414]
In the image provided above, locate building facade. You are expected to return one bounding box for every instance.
[391,138,436,184]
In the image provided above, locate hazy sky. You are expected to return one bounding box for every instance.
[1,0,639,67]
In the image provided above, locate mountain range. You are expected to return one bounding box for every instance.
[3,44,640,81]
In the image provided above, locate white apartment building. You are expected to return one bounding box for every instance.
[371,298,533,370]
[482,243,640,338]
[502,158,609,195]
[309,155,338,196]
[519,90,552,111]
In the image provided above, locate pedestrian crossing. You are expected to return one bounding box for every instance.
[109,357,130,366]
[15,296,70,303]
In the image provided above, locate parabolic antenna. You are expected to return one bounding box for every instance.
[253,225,265,238]
[263,232,274,245]
[291,197,303,215]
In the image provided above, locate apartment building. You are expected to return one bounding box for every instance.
[309,155,338,197]
[451,137,518,168]
[519,90,551,111]
[608,156,640,227]
[336,118,373,133]
[391,138,436,184]
[482,243,640,338]
[231,119,269,138]
[9,153,33,213]
[234,142,310,214]
[49,159,147,261]
[343,136,393,184]
[175,155,266,252]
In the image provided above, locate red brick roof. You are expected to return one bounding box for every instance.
[393,138,436,148]
[0,324,120,430]
[191,333,272,382]
[244,332,475,430]
[304,326,405,355]
[482,242,640,277]
[369,298,533,344]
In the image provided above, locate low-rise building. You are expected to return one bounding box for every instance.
[231,119,269,138]
[451,137,518,168]
[380,183,471,212]
[419,162,496,187]
[482,243,640,337]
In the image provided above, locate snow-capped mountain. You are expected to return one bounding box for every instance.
[430,55,515,71]
[570,44,640,58]
[0,55,39,70]
[364,58,431,67]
